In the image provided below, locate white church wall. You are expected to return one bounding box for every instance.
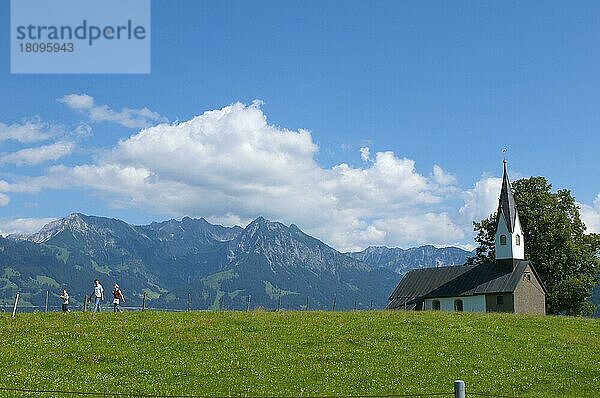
[424,295,486,312]
[511,215,525,260]
[495,214,513,260]
[495,208,525,260]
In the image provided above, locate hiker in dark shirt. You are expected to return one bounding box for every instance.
[112,283,125,313]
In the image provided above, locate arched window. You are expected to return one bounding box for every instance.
[432,300,440,311]
[500,235,507,245]
[454,299,463,312]
[516,234,521,246]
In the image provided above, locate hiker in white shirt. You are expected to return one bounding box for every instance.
[91,279,104,312]
[60,288,70,313]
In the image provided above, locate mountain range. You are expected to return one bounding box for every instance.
[1,213,473,311]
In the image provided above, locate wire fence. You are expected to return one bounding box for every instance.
[0,386,525,398]
[1,291,388,315]
[0,389,450,397]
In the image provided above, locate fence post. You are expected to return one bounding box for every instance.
[11,294,19,318]
[246,295,251,312]
[83,295,88,313]
[454,380,465,398]
[187,293,191,312]
[305,296,309,311]
[142,292,147,312]
[332,295,336,311]
[370,299,373,310]
[44,290,49,313]
[353,299,357,311]
[277,295,281,312]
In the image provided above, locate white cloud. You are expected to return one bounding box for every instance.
[0,142,75,166]
[459,175,501,225]
[36,101,467,251]
[359,146,371,162]
[579,194,600,234]
[58,94,167,128]
[0,119,63,143]
[373,213,466,247]
[0,193,9,207]
[0,217,56,237]
[432,164,458,186]
[59,93,95,109]
[0,176,62,194]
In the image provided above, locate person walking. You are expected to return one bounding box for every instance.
[90,279,104,312]
[112,283,125,313]
[60,288,70,313]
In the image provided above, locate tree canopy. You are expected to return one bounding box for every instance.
[467,176,600,316]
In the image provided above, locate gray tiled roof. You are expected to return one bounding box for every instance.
[387,260,530,310]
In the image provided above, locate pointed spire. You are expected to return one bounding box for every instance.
[498,160,518,232]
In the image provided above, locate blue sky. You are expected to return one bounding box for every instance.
[1,1,599,251]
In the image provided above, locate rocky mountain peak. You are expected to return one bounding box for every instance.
[145,216,242,243]
[348,244,472,274]
[229,216,369,273]
[28,213,89,243]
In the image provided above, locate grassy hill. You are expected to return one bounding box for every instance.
[0,311,598,398]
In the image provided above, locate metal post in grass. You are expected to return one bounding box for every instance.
[44,290,49,313]
[370,299,373,310]
[187,293,191,312]
[305,295,309,311]
[83,295,88,313]
[142,292,147,312]
[246,295,251,312]
[331,295,336,311]
[11,294,19,318]
[454,380,465,398]
[353,299,357,311]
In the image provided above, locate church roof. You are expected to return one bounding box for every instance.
[497,160,518,232]
[387,260,537,309]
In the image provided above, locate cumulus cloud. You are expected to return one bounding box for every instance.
[373,213,466,247]
[0,119,64,143]
[33,101,466,251]
[459,176,501,225]
[0,142,75,166]
[5,96,593,251]
[579,194,600,234]
[58,94,167,128]
[0,217,56,237]
[432,165,458,186]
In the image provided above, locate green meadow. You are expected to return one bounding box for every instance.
[0,311,598,397]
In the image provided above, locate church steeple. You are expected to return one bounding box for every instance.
[495,160,525,261]
[499,160,518,232]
